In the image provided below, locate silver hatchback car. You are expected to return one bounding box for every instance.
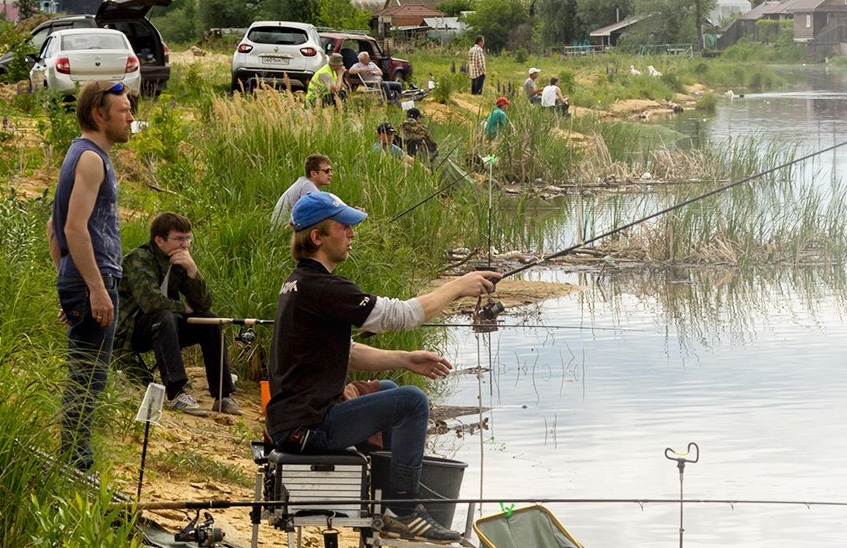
[231,21,326,93]
[29,28,142,98]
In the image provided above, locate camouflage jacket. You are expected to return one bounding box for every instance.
[114,241,213,359]
[398,118,437,154]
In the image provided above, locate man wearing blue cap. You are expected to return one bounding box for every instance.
[267,192,500,543]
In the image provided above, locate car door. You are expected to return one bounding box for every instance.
[29,35,55,89]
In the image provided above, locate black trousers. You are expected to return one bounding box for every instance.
[471,75,485,95]
[131,309,234,400]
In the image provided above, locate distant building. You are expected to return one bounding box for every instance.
[423,16,468,44]
[374,3,445,37]
[589,15,651,47]
[708,0,752,26]
[1,0,20,21]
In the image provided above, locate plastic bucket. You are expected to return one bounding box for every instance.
[260,381,270,415]
[370,451,467,529]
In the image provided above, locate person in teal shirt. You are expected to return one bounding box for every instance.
[372,122,414,165]
[484,97,510,140]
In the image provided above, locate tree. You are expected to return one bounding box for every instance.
[200,0,255,29]
[436,0,475,17]
[535,0,580,47]
[623,0,714,47]
[257,0,320,25]
[317,0,370,31]
[15,0,39,20]
[465,0,530,53]
[150,0,202,44]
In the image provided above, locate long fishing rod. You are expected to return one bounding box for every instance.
[116,496,847,512]
[500,139,847,279]
[390,146,469,222]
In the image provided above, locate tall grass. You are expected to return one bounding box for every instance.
[0,195,139,547]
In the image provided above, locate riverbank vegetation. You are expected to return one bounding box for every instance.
[2,42,847,544]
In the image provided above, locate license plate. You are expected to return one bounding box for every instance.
[262,56,290,65]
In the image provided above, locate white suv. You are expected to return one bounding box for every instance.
[231,21,326,93]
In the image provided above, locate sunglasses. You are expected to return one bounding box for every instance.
[319,167,333,174]
[96,82,126,106]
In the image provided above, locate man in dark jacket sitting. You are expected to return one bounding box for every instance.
[114,212,242,416]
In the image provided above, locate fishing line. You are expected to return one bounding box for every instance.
[119,496,847,511]
[418,323,647,332]
[500,139,847,279]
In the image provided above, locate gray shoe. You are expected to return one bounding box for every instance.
[381,504,461,543]
[168,392,208,416]
[212,396,243,416]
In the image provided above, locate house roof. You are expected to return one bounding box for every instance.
[783,0,828,12]
[423,16,465,30]
[375,3,445,17]
[738,2,785,21]
[589,15,650,37]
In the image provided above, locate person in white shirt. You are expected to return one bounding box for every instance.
[540,77,569,114]
[271,154,333,228]
[349,51,401,101]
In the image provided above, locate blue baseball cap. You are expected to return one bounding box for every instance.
[291,192,368,231]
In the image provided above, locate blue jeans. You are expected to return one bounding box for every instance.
[57,276,118,471]
[273,380,429,497]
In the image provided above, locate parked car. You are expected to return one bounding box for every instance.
[0,0,171,95]
[319,31,412,85]
[231,21,325,93]
[29,28,142,98]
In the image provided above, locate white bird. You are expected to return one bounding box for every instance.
[725,89,735,99]
[630,65,641,76]
[647,65,662,77]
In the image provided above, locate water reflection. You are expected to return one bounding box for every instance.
[436,266,847,547]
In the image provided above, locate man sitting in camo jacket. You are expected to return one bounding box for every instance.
[397,108,438,162]
[114,212,242,416]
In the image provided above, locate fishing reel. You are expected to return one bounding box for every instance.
[235,325,257,345]
[174,510,225,547]
[473,295,505,333]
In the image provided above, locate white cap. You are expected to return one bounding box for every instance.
[528,67,540,75]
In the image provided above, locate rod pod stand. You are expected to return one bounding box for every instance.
[665,442,699,548]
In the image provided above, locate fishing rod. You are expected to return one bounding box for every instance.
[389,143,469,222]
[116,495,847,512]
[500,139,847,280]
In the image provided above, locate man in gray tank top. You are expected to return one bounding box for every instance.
[47,80,134,471]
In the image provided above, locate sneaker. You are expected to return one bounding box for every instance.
[212,396,243,416]
[168,392,208,416]
[381,504,461,544]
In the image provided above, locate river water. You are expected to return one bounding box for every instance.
[435,66,847,547]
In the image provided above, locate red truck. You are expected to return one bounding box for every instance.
[319,30,413,85]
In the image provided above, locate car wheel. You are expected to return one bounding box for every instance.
[393,71,405,88]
